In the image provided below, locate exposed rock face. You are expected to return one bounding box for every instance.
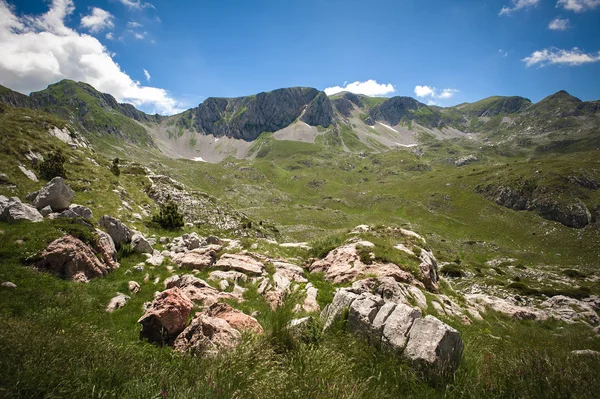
[476,184,593,228]
[208,270,248,284]
[332,92,364,117]
[205,303,264,334]
[173,314,242,356]
[214,253,265,276]
[182,87,325,141]
[32,177,74,212]
[99,215,133,247]
[60,204,93,219]
[138,287,193,345]
[309,242,416,285]
[106,293,130,313]
[36,235,117,282]
[321,282,464,373]
[466,294,544,320]
[419,249,440,292]
[369,97,428,127]
[131,232,153,254]
[0,195,43,223]
[300,91,334,127]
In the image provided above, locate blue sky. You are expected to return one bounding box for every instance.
[2,0,600,114]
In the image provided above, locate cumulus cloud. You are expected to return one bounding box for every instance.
[118,0,154,9]
[127,21,142,28]
[0,0,184,115]
[499,0,540,15]
[557,0,600,12]
[548,17,570,30]
[523,47,600,67]
[324,80,395,96]
[80,7,114,33]
[414,85,458,100]
[143,69,151,81]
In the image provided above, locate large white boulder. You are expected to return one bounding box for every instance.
[0,195,43,223]
[32,177,74,212]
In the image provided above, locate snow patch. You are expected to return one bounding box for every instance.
[394,143,418,148]
[377,122,399,133]
[192,157,206,162]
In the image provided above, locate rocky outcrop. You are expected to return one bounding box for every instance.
[300,92,334,127]
[214,253,265,276]
[321,283,464,373]
[476,184,593,228]
[99,215,133,247]
[309,241,417,285]
[95,229,119,271]
[164,274,241,307]
[173,314,242,357]
[455,155,478,167]
[32,177,74,212]
[138,287,194,345]
[0,195,43,223]
[172,245,219,269]
[205,303,263,334]
[36,235,118,282]
[60,204,93,219]
[182,87,324,141]
[369,97,430,127]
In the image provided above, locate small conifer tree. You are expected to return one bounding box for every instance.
[39,149,66,180]
[152,196,184,229]
[110,158,120,176]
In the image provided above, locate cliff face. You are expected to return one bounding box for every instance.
[182,87,333,141]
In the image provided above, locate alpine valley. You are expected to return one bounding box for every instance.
[1,79,599,398]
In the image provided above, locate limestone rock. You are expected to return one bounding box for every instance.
[32,177,74,212]
[95,229,119,271]
[382,304,422,350]
[172,245,219,269]
[128,281,141,294]
[404,315,464,372]
[208,270,248,284]
[173,314,241,356]
[99,215,132,248]
[67,204,93,219]
[36,235,115,282]
[40,205,53,217]
[131,232,153,254]
[106,293,130,312]
[0,196,43,223]
[321,290,360,330]
[1,281,17,289]
[165,274,241,306]
[205,303,263,334]
[138,287,193,345]
[214,253,265,276]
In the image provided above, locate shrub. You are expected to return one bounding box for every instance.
[152,197,184,229]
[440,263,464,278]
[110,158,120,176]
[38,149,66,180]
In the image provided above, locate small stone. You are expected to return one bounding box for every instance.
[1,281,17,289]
[128,281,141,294]
[106,293,130,313]
[219,280,230,291]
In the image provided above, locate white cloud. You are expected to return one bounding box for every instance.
[132,31,147,39]
[557,0,600,12]
[0,0,184,115]
[105,32,114,40]
[499,49,509,57]
[143,69,151,82]
[548,17,570,30]
[523,47,600,67]
[499,0,540,16]
[324,80,395,96]
[414,85,434,97]
[80,7,114,33]
[118,0,154,9]
[127,21,142,28]
[414,85,458,100]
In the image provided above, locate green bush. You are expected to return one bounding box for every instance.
[38,149,66,180]
[441,263,464,278]
[152,197,184,229]
[110,157,120,176]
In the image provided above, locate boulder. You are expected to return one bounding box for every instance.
[1,281,17,289]
[172,245,219,269]
[205,303,264,334]
[404,315,464,372]
[138,287,193,345]
[165,274,241,306]
[381,304,422,350]
[347,293,384,338]
[32,177,74,212]
[128,281,141,294]
[321,289,360,330]
[36,235,114,282]
[299,283,320,313]
[214,253,265,276]
[95,229,119,271]
[131,232,153,254]
[99,215,132,248]
[0,196,43,223]
[65,204,93,219]
[173,314,241,357]
[40,206,53,217]
[106,293,130,313]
